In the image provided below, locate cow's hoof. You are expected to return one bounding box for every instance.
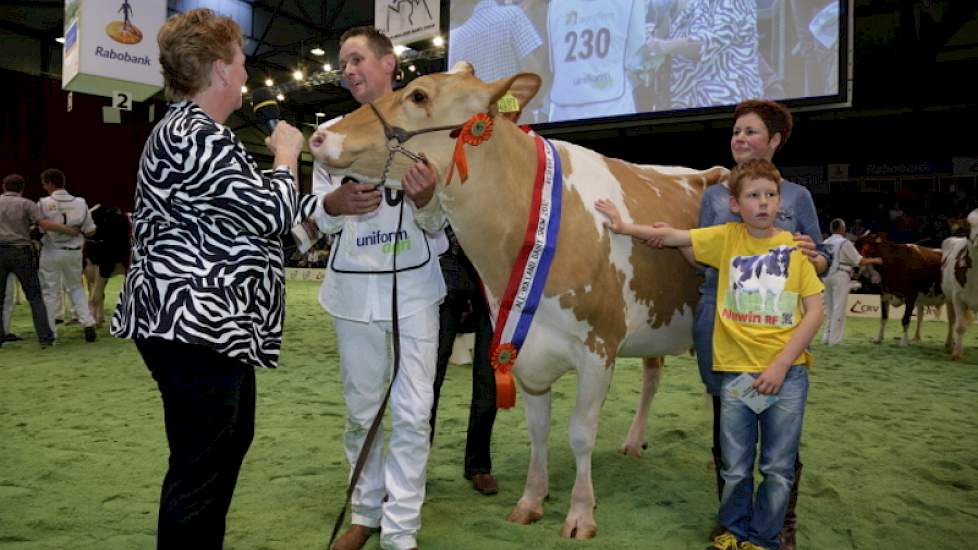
[898,340,910,348]
[619,441,647,458]
[951,353,963,361]
[507,502,543,525]
[871,338,882,344]
[560,518,597,539]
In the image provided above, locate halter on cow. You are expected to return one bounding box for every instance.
[309,62,727,539]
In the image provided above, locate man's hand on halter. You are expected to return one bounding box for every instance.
[403,158,437,209]
[323,181,382,216]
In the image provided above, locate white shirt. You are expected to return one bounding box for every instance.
[448,0,543,82]
[824,233,863,275]
[310,143,447,323]
[38,189,95,249]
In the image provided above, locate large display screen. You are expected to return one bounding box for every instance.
[448,0,849,127]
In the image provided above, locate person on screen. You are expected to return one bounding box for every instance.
[545,0,648,122]
[448,0,548,120]
[644,0,763,109]
[790,0,838,96]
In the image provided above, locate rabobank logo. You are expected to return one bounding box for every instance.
[356,230,412,255]
[106,0,143,44]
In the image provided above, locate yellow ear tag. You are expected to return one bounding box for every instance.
[496,91,520,113]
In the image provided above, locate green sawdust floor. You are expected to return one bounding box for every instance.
[1,280,976,549]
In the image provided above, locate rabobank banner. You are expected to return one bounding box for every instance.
[375,0,440,46]
[62,0,165,101]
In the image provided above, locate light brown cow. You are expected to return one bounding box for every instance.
[309,63,726,539]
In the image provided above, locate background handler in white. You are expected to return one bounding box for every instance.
[304,26,447,550]
[821,218,881,345]
[37,168,98,342]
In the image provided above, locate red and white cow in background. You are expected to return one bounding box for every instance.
[854,233,950,347]
[309,63,727,539]
[941,209,978,360]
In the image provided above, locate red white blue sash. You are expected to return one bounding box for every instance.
[490,135,563,408]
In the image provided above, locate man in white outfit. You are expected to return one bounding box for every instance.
[37,168,98,342]
[304,26,446,550]
[821,218,881,345]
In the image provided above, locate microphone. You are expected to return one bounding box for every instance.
[251,87,280,134]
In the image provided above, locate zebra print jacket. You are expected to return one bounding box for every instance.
[111,101,320,368]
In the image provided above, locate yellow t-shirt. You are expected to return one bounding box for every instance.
[691,223,824,373]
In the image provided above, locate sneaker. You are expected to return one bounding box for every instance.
[1,333,22,342]
[707,531,740,550]
[84,326,97,342]
[739,543,768,550]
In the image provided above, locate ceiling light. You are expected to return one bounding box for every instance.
[310,47,325,56]
[393,45,407,56]
[264,78,274,87]
[432,36,444,47]
[408,65,416,72]
[276,93,285,101]
[293,70,304,81]
[241,85,248,93]
[316,112,326,117]
[55,36,65,44]
[323,63,332,72]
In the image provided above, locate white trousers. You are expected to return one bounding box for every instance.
[39,248,94,333]
[822,270,851,345]
[333,305,438,550]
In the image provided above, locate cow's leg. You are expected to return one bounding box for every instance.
[507,389,551,525]
[912,303,925,342]
[945,301,956,352]
[951,300,968,361]
[560,361,614,540]
[872,300,888,344]
[620,357,662,458]
[91,276,108,327]
[899,297,917,347]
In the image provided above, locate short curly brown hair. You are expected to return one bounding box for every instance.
[158,8,243,101]
[729,158,782,198]
[733,99,793,152]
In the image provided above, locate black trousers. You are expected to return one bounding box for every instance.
[135,337,256,550]
[430,290,496,476]
[0,244,54,343]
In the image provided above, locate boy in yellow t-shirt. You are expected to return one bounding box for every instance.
[596,159,824,550]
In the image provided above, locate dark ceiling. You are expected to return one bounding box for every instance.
[2,0,976,163]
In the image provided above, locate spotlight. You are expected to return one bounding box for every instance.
[315,112,326,117]
[55,36,66,44]
[293,70,304,81]
[264,78,274,87]
[432,36,444,47]
[393,45,407,56]
[310,47,325,56]
[241,85,248,93]
[323,63,332,71]
[408,65,416,72]
[276,93,285,101]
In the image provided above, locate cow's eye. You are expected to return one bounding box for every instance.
[409,90,427,104]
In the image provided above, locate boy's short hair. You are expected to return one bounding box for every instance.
[830,218,846,233]
[728,159,781,198]
[40,168,66,188]
[2,173,25,193]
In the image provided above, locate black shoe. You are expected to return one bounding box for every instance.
[1,333,22,342]
[54,318,64,325]
[40,340,55,348]
[84,326,97,342]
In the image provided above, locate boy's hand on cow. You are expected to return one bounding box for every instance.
[403,158,437,208]
[754,363,789,395]
[594,199,626,233]
[324,182,382,216]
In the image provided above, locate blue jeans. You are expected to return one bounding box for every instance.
[718,365,808,549]
[693,295,722,395]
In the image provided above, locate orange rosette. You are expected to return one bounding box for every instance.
[491,343,517,409]
[446,113,494,186]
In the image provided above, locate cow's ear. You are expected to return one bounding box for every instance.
[487,73,542,123]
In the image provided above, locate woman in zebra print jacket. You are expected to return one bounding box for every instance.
[109,9,322,548]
